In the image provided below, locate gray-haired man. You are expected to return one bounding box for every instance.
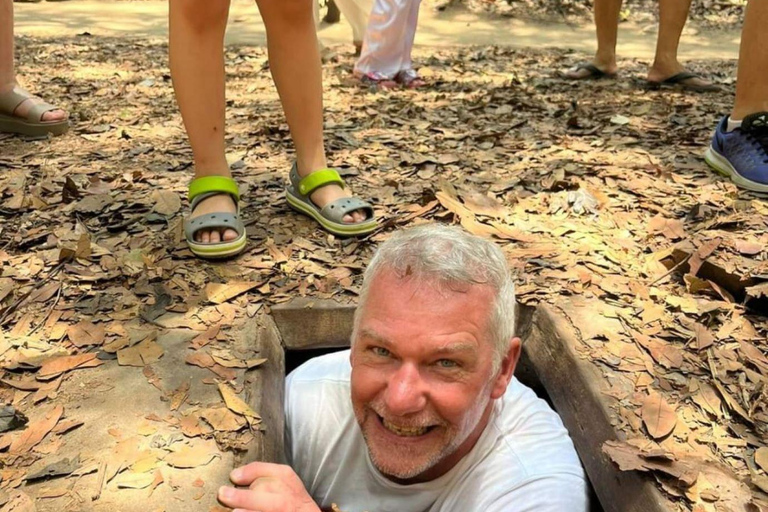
[218,224,588,512]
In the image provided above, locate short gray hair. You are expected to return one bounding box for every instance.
[353,224,516,372]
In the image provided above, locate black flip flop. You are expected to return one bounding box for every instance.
[646,71,720,92]
[563,63,617,80]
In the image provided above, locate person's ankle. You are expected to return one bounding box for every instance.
[593,50,616,69]
[732,104,768,121]
[296,156,328,177]
[0,80,19,94]
[649,54,680,73]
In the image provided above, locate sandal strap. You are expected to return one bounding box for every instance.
[660,71,700,85]
[188,176,240,204]
[319,196,374,224]
[184,212,245,244]
[0,86,32,116]
[290,163,345,197]
[26,101,59,123]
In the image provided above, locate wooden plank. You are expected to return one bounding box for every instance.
[524,304,671,512]
[271,297,355,350]
[236,313,286,465]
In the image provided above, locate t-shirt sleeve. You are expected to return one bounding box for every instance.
[483,473,589,512]
[283,351,353,486]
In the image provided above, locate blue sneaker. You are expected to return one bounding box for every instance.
[705,112,768,192]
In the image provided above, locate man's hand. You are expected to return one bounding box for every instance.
[218,461,321,512]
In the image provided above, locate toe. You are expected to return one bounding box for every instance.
[210,230,221,244]
[41,109,68,122]
[223,228,239,242]
[201,231,211,244]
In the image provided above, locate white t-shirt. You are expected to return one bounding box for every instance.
[285,350,589,512]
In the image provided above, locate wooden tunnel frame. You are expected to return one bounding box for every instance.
[246,298,671,512]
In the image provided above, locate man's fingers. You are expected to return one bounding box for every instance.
[230,461,292,485]
[218,485,282,511]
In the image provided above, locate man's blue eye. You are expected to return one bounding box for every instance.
[372,347,391,357]
[436,359,458,369]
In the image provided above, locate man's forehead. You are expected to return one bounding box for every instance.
[359,328,477,350]
[368,269,492,299]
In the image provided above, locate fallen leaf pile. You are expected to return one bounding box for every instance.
[0,33,766,511]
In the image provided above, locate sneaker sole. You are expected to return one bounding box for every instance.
[704,146,768,193]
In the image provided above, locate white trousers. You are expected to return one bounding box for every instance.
[354,0,422,78]
[313,0,373,44]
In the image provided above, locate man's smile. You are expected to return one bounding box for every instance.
[374,413,441,439]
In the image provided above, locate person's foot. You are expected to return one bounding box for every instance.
[705,113,768,193]
[647,63,717,91]
[563,60,618,80]
[395,69,425,89]
[298,166,369,224]
[357,72,398,90]
[190,192,240,243]
[0,84,68,123]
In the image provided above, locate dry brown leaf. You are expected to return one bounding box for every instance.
[10,405,64,454]
[734,239,762,256]
[205,281,261,304]
[148,469,164,497]
[190,324,221,350]
[641,392,677,439]
[186,352,215,368]
[169,381,190,411]
[151,190,181,216]
[117,339,164,367]
[200,407,247,432]
[37,353,99,380]
[603,440,698,486]
[755,447,768,473]
[218,383,260,426]
[692,323,715,351]
[648,215,685,240]
[66,321,106,348]
[691,380,722,419]
[165,444,219,469]
[115,471,155,489]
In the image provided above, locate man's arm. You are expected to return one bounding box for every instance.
[218,462,321,512]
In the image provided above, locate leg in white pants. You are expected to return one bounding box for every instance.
[335,0,373,44]
[354,0,422,79]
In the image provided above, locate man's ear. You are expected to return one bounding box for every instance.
[490,337,521,399]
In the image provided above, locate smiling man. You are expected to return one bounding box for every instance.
[218,224,588,512]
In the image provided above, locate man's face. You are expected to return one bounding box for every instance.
[350,270,519,483]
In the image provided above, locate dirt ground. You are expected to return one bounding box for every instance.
[1,4,768,512]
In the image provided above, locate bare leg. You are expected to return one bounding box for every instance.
[169,0,237,244]
[0,0,12,87]
[647,0,713,87]
[732,0,768,119]
[0,0,66,122]
[255,0,366,223]
[565,0,621,78]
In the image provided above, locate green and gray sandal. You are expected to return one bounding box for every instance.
[285,163,377,236]
[0,86,69,137]
[184,176,247,260]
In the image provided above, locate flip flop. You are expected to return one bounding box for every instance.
[285,163,377,237]
[646,71,720,92]
[184,176,247,260]
[0,86,69,137]
[563,63,617,80]
[357,72,398,90]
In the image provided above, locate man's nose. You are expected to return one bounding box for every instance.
[384,363,427,416]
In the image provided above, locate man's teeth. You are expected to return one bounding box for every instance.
[382,419,429,437]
